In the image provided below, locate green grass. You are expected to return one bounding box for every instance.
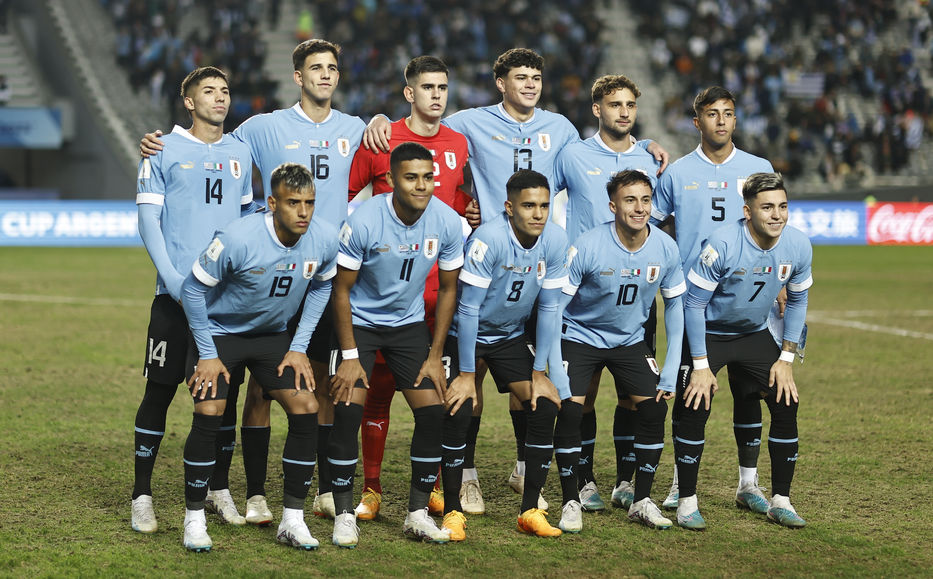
[0,246,931,577]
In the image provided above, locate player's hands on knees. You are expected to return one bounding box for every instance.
[646,140,671,176]
[140,129,164,158]
[279,350,315,392]
[769,360,798,405]
[189,358,230,401]
[684,367,717,411]
[530,369,562,411]
[445,373,476,415]
[465,200,482,229]
[655,388,674,402]
[332,358,368,406]
[416,354,448,404]
[362,115,391,152]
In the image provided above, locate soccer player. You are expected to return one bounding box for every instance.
[552,74,661,512]
[327,143,464,548]
[675,172,812,530]
[650,86,775,513]
[141,39,366,523]
[557,170,684,531]
[179,162,338,551]
[132,66,255,534]
[346,55,470,521]
[448,169,569,537]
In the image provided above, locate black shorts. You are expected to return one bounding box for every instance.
[562,339,660,399]
[444,334,534,393]
[286,295,337,364]
[705,329,781,400]
[142,294,190,384]
[329,322,435,391]
[185,331,296,400]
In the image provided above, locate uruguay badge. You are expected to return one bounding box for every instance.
[424,237,439,259]
[538,133,551,152]
[303,260,319,280]
[230,159,242,179]
[647,265,660,283]
[338,138,350,157]
[445,151,457,170]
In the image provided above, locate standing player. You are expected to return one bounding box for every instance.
[179,163,338,551]
[132,66,254,534]
[346,56,470,521]
[328,143,464,548]
[447,169,569,537]
[557,170,684,531]
[552,74,661,512]
[650,86,774,513]
[676,172,812,529]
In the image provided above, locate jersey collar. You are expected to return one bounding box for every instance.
[610,221,651,253]
[264,212,289,249]
[171,125,223,145]
[695,143,737,165]
[504,211,543,252]
[384,193,428,227]
[592,132,636,154]
[497,102,536,125]
[292,102,334,124]
[741,218,783,251]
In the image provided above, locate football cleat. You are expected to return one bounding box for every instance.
[183,509,212,552]
[276,508,319,550]
[332,512,360,548]
[205,489,246,525]
[506,471,549,510]
[312,491,336,519]
[558,500,583,533]
[676,495,707,531]
[579,481,607,512]
[736,475,771,515]
[628,498,673,530]
[661,483,679,510]
[442,510,467,542]
[610,480,635,510]
[403,508,451,543]
[517,508,562,538]
[460,479,486,515]
[131,495,158,534]
[245,495,273,526]
[354,487,382,521]
[767,495,806,528]
[428,488,445,516]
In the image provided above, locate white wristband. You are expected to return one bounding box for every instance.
[341,348,359,360]
[692,358,710,370]
[779,350,795,363]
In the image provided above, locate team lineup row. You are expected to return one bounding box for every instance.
[130,39,810,551]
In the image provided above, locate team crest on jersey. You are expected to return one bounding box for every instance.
[469,239,488,263]
[700,244,719,266]
[206,238,224,262]
[538,133,551,152]
[303,260,319,279]
[445,151,457,170]
[337,138,351,157]
[536,260,546,281]
[338,223,352,245]
[646,356,660,376]
[230,159,242,179]
[647,265,660,283]
[423,237,439,259]
[778,263,792,282]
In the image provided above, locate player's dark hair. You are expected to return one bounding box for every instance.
[506,169,550,200]
[693,86,736,117]
[390,142,434,173]
[493,48,544,79]
[292,39,340,71]
[742,172,786,203]
[405,56,449,84]
[606,169,652,198]
[591,74,641,103]
[180,66,227,98]
[270,162,315,198]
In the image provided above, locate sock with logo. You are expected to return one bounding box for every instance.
[282,413,318,509]
[183,413,222,509]
[133,380,176,499]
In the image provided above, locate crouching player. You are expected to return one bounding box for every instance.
[179,163,338,551]
[676,172,812,530]
[557,170,685,530]
[446,169,569,537]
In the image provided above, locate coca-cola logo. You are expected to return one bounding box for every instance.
[867,203,933,245]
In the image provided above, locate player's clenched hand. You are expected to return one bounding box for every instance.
[415,354,448,404]
[140,129,165,158]
[655,389,674,402]
[646,140,671,176]
[362,115,392,153]
[465,199,482,229]
[445,373,476,415]
[278,350,315,392]
[332,358,368,406]
[530,370,561,411]
[769,359,798,405]
[188,357,229,401]
[684,367,717,410]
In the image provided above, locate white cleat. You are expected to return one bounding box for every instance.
[611,480,635,510]
[628,497,673,530]
[403,507,451,543]
[661,482,679,510]
[183,509,212,552]
[505,471,549,510]
[276,508,319,550]
[460,479,486,515]
[558,500,583,533]
[312,491,336,519]
[205,489,246,525]
[332,512,360,549]
[131,495,158,534]
[245,495,273,526]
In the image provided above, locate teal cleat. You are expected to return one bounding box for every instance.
[610,480,634,510]
[767,495,806,528]
[579,481,607,512]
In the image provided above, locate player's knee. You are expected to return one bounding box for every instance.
[635,397,668,434]
[554,400,582,448]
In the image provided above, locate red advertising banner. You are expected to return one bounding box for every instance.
[866,202,933,245]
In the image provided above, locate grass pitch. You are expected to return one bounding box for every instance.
[0,245,931,577]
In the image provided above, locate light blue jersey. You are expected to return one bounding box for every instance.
[184,212,338,358]
[232,103,365,225]
[337,194,464,327]
[555,134,660,243]
[651,145,772,269]
[443,104,579,223]
[136,125,254,300]
[453,212,569,344]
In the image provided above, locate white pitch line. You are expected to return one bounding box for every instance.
[806,314,933,341]
[808,310,933,317]
[0,293,148,308]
